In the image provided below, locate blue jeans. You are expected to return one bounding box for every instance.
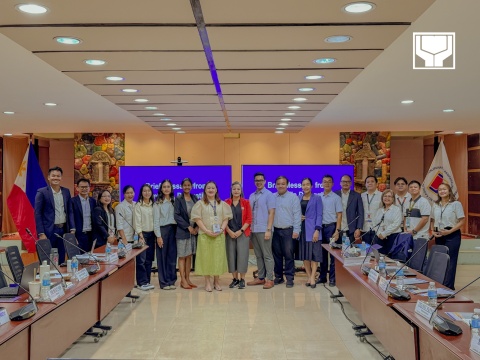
[136,231,155,286]
[272,227,295,282]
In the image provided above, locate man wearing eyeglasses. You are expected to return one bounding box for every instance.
[35,166,72,264]
[247,172,276,289]
[68,178,96,252]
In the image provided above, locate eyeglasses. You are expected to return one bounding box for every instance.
[78,186,90,189]
[340,181,351,183]
[101,195,111,198]
[254,179,265,183]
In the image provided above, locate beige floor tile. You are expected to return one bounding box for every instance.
[278,320,341,341]
[221,340,287,360]
[155,339,223,360]
[283,340,353,359]
[223,322,281,341]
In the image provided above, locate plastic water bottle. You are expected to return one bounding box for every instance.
[471,309,480,335]
[50,248,59,270]
[133,234,139,243]
[40,271,51,300]
[342,233,350,252]
[378,256,387,278]
[118,241,125,250]
[361,241,366,256]
[395,261,405,290]
[67,259,72,276]
[428,282,438,307]
[106,242,112,261]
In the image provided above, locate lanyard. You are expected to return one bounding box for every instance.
[366,192,376,212]
[408,196,421,212]
[252,191,262,211]
[396,196,406,211]
[440,203,450,221]
[209,202,217,216]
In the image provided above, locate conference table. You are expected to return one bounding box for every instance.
[0,245,145,360]
[323,245,474,360]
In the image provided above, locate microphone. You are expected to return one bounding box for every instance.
[341,226,375,257]
[54,233,101,274]
[329,215,360,249]
[26,228,67,289]
[0,268,38,321]
[97,215,126,258]
[118,212,144,249]
[427,275,480,336]
[385,235,435,301]
[360,217,385,269]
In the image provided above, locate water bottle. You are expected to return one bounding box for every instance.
[67,259,72,276]
[342,233,350,252]
[361,241,366,256]
[40,271,51,300]
[378,256,387,278]
[50,248,59,270]
[472,309,480,335]
[118,241,125,250]
[106,242,112,261]
[395,261,405,290]
[428,282,437,307]
[71,256,78,284]
[133,233,139,244]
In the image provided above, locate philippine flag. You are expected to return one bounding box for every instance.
[7,143,47,252]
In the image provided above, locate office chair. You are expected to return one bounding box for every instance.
[409,238,428,272]
[36,239,52,265]
[425,252,450,285]
[5,246,24,283]
[423,244,449,277]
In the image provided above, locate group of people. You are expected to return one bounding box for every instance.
[34,166,465,292]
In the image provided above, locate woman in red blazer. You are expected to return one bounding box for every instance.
[224,182,252,289]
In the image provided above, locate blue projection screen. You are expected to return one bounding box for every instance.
[241,165,354,197]
[118,166,232,201]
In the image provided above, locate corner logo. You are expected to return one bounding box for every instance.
[413,32,455,69]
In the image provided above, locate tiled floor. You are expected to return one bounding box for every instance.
[62,265,480,360]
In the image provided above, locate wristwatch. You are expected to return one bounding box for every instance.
[412,230,418,235]
[240,229,244,233]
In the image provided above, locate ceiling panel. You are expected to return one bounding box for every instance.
[0,27,202,51]
[228,117,311,122]
[225,104,326,111]
[141,117,225,123]
[87,84,216,95]
[207,25,409,51]
[226,110,319,117]
[221,83,348,95]
[118,103,222,111]
[36,52,209,71]
[201,0,434,23]
[213,50,382,69]
[0,0,195,25]
[223,94,335,103]
[218,69,362,83]
[104,94,219,104]
[131,110,223,116]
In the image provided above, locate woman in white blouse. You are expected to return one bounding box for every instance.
[431,183,465,290]
[154,180,178,290]
[372,189,402,255]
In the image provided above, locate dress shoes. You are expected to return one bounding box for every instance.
[247,278,265,286]
[263,280,274,289]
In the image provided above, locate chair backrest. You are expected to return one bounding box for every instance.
[424,244,449,276]
[0,270,9,288]
[409,238,428,272]
[5,246,25,283]
[388,233,414,262]
[63,234,82,259]
[425,252,450,285]
[36,239,52,265]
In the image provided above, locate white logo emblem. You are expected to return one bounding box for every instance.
[413,32,455,69]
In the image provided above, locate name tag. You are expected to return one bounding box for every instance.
[415,300,436,321]
[75,268,89,282]
[212,224,221,233]
[48,284,65,301]
[471,334,480,356]
[109,252,119,263]
[0,307,10,326]
[126,243,133,252]
[368,269,379,284]
[378,276,389,292]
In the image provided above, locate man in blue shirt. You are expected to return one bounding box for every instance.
[319,175,343,286]
[272,176,301,288]
[247,172,276,289]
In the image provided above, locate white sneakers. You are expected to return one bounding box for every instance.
[138,283,155,291]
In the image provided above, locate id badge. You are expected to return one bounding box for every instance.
[212,223,221,233]
[438,222,445,230]
[405,217,411,229]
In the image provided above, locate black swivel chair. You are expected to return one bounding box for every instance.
[423,244,449,277]
[36,239,52,265]
[0,271,9,288]
[63,233,82,260]
[5,246,25,283]
[409,238,428,273]
[425,252,450,285]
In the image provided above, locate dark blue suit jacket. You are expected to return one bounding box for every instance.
[335,190,364,234]
[174,193,199,240]
[92,206,116,248]
[34,186,71,239]
[68,195,96,234]
[298,194,323,242]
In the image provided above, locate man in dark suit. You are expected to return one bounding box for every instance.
[68,178,96,252]
[34,166,71,264]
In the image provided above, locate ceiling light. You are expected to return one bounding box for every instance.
[16,4,48,14]
[177,131,186,134]
[145,106,158,110]
[279,123,289,126]
[284,113,295,116]
[401,100,414,104]
[134,98,148,103]
[298,87,315,92]
[281,118,291,121]
[443,109,455,113]
[313,58,336,64]
[160,118,171,121]
[105,76,124,81]
[122,88,138,93]
[293,97,307,102]
[153,113,166,116]
[454,131,463,134]
[276,127,285,130]
[166,123,177,126]
[325,35,352,43]
[44,102,57,106]
[288,106,301,109]
[54,37,82,45]
[3,111,15,115]
[305,75,324,80]
[172,128,181,130]
[343,2,376,13]
[275,131,284,134]
[84,59,106,66]
[4,133,13,137]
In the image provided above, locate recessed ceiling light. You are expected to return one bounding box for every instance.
[160,118,171,121]
[153,113,166,116]
[313,58,336,64]
[305,75,324,80]
[325,35,352,43]
[16,4,48,14]
[279,123,289,126]
[293,97,307,102]
[276,127,285,130]
[288,106,301,109]
[401,100,414,104]
[3,111,15,115]
[284,113,295,116]
[166,123,177,126]
[177,131,186,134]
[443,109,455,113]
[343,2,376,13]
[84,59,106,66]
[122,88,138,93]
[44,102,57,106]
[298,87,315,92]
[145,106,158,110]
[134,98,148,103]
[172,127,181,130]
[105,76,124,81]
[275,131,284,134]
[281,118,291,121]
[454,131,463,134]
[54,37,82,45]
[4,133,13,136]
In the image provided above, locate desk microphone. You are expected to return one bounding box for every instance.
[26,228,67,289]
[427,275,480,336]
[97,215,126,258]
[385,235,435,301]
[118,212,144,249]
[0,268,38,321]
[329,215,360,249]
[54,233,101,275]
[360,216,385,270]
[341,225,377,256]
